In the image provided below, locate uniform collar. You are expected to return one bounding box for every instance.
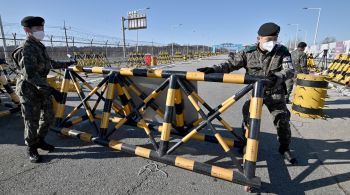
[27,36,45,48]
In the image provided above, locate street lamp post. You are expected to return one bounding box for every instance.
[303,7,322,46]
[171,24,182,56]
[288,23,299,49]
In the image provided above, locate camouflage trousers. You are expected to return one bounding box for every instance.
[242,93,291,146]
[21,97,54,146]
[17,80,55,146]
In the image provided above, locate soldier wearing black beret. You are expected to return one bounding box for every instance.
[12,16,77,163]
[198,22,297,164]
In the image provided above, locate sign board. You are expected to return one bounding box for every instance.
[127,11,147,30]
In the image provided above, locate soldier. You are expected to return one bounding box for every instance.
[12,16,76,163]
[285,42,308,103]
[197,22,297,164]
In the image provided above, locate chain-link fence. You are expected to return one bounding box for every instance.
[0,22,213,66]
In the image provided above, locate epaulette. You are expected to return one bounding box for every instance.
[243,45,257,53]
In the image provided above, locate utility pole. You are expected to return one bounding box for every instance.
[50,35,54,55]
[172,43,174,56]
[0,15,9,62]
[151,41,154,56]
[105,40,108,57]
[122,16,126,58]
[72,37,75,53]
[12,33,17,47]
[63,20,69,54]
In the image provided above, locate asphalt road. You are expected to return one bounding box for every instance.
[0,55,349,194]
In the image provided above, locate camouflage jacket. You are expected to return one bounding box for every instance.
[291,49,308,74]
[13,36,69,102]
[213,44,294,94]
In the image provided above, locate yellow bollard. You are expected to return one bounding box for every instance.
[292,74,328,119]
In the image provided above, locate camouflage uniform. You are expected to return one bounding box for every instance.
[14,36,69,146]
[212,44,294,147]
[285,49,308,101]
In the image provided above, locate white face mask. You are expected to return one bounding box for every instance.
[261,41,277,52]
[32,31,45,41]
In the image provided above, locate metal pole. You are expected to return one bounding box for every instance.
[172,43,174,56]
[72,37,75,53]
[136,30,139,52]
[105,40,108,57]
[122,17,127,58]
[151,41,154,56]
[314,8,321,45]
[0,15,9,62]
[63,21,69,54]
[50,35,54,55]
[12,33,17,46]
[90,39,93,52]
[295,24,299,49]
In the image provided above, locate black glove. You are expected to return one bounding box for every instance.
[66,59,78,67]
[197,67,215,73]
[267,74,283,88]
[50,87,63,102]
[38,85,63,102]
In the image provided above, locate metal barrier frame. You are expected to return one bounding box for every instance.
[51,66,269,189]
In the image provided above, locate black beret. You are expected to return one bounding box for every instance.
[258,22,280,36]
[297,42,307,48]
[21,16,45,27]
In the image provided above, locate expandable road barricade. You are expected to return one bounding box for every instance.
[50,66,273,191]
[326,54,350,85]
[74,52,110,67]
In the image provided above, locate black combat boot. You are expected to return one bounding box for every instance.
[279,145,297,165]
[27,145,42,163]
[38,138,55,152]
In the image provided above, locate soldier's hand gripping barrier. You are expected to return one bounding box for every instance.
[51,66,271,190]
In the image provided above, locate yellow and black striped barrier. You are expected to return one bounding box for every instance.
[51,127,260,188]
[292,74,328,119]
[51,66,272,190]
[0,74,20,104]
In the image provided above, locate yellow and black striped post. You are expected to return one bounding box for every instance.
[55,69,71,126]
[244,81,264,179]
[116,81,132,115]
[100,72,117,138]
[159,75,176,156]
[174,82,185,132]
